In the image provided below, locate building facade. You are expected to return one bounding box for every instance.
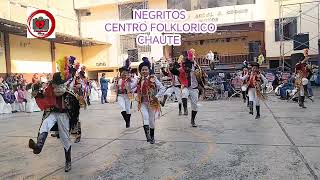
[77,0,320,70]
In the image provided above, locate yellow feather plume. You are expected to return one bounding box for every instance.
[56,56,67,80]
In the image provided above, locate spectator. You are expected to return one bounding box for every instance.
[40,73,48,83]
[80,66,86,79]
[32,73,40,84]
[0,76,9,90]
[6,74,17,89]
[207,50,215,70]
[278,79,294,100]
[17,84,27,112]
[100,73,109,104]
[89,80,99,102]
[25,83,41,113]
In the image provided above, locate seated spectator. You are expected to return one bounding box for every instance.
[25,83,41,113]
[6,74,17,89]
[278,79,294,100]
[15,85,27,112]
[0,86,13,114]
[32,73,40,84]
[40,73,48,83]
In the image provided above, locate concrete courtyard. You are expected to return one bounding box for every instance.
[1,91,320,180]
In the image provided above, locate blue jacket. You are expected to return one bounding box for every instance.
[100,78,109,90]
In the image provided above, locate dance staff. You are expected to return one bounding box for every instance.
[246,62,267,119]
[160,57,183,115]
[294,49,309,108]
[28,72,85,172]
[114,65,136,128]
[134,57,166,144]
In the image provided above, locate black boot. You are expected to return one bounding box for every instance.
[150,128,155,144]
[178,103,182,115]
[242,91,246,103]
[303,85,309,97]
[182,98,188,115]
[161,95,168,107]
[299,96,306,108]
[249,101,253,115]
[74,122,81,143]
[247,96,250,107]
[143,125,151,142]
[121,111,128,127]
[255,106,260,119]
[29,132,48,154]
[126,114,131,128]
[64,147,72,172]
[191,111,198,127]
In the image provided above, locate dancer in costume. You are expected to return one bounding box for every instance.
[28,72,83,172]
[247,62,267,119]
[240,66,249,106]
[294,49,309,108]
[56,56,83,143]
[135,57,166,144]
[160,56,183,115]
[171,49,203,127]
[114,62,135,128]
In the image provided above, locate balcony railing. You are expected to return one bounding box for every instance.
[172,54,250,67]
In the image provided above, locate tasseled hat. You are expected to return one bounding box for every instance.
[119,58,131,73]
[139,57,151,72]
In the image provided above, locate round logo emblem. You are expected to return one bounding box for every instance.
[27,10,56,38]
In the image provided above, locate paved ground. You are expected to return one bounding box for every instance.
[1,90,320,180]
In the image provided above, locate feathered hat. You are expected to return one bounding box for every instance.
[139,57,151,72]
[54,56,80,84]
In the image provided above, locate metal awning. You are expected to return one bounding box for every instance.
[0,18,107,46]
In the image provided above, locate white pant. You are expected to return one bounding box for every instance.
[39,112,71,150]
[182,87,199,111]
[140,103,156,129]
[248,88,261,106]
[299,78,309,96]
[118,94,131,114]
[165,86,182,103]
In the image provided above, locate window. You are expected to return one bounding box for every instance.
[275,17,297,41]
[168,0,255,10]
[168,0,191,10]
[120,34,151,61]
[118,1,148,20]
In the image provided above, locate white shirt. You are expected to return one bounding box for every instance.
[206,52,215,61]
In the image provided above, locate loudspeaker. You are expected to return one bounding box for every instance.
[248,41,260,61]
[293,33,309,50]
[128,49,138,62]
[290,53,304,67]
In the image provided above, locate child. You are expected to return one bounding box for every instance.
[17,85,27,112]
